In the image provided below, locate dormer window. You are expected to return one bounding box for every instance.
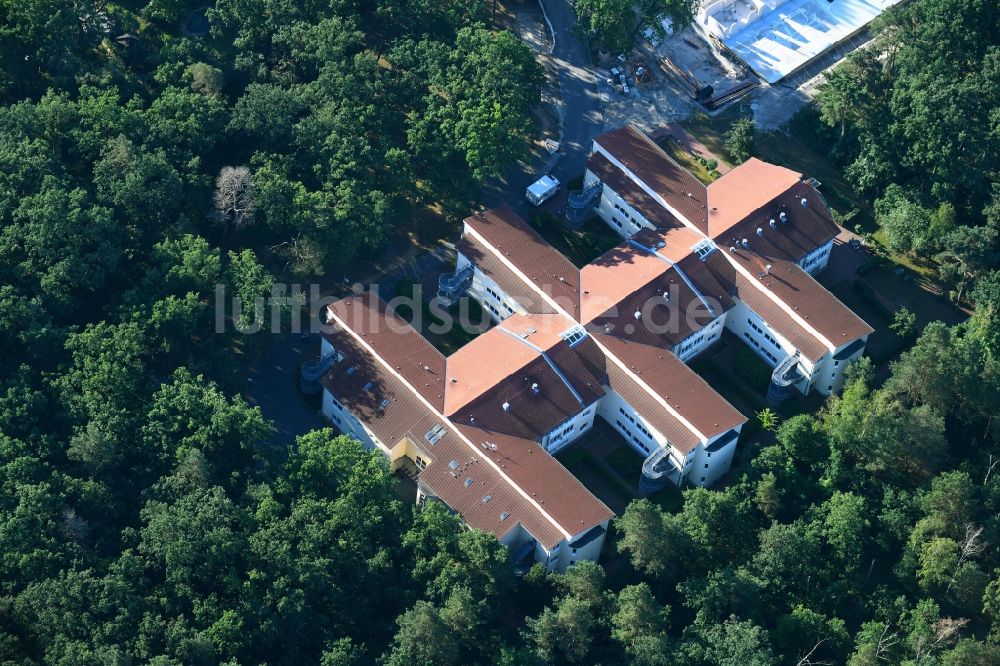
[692,239,717,260]
[561,325,587,346]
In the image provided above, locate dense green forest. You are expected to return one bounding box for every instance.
[812,0,999,301]
[1,0,1000,664]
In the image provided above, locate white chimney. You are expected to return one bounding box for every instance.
[502,401,510,412]
[634,310,642,320]
[531,382,540,394]
[756,227,763,236]
[742,238,749,248]
[801,197,808,208]
[779,211,788,223]
[769,218,776,228]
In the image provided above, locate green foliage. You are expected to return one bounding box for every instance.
[889,306,917,339]
[724,118,756,164]
[574,0,697,54]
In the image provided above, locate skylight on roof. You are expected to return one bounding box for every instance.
[362,381,374,392]
[692,239,717,260]
[424,424,446,444]
[482,495,492,504]
[346,366,357,375]
[561,325,587,346]
[379,398,391,408]
[449,460,460,470]
[464,477,474,487]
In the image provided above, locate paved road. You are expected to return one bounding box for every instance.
[246,333,327,448]
[541,0,604,186]
[482,0,604,213]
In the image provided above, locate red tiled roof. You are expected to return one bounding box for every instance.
[328,295,447,410]
[726,249,873,359]
[706,158,802,237]
[594,333,746,441]
[463,207,581,318]
[587,151,686,230]
[323,294,613,550]
[593,125,708,233]
[712,181,840,262]
[457,235,557,314]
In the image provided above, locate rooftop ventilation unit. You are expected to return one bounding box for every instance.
[779,211,788,223]
[769,218,776,229]
[662,292,670,303]
[531,382,540,394]
[741,238,749,248]
[634,310,642,320]
[502,401,510,412]
[730,246,737,253]
[801,198,808,208]
[756,227,763,237]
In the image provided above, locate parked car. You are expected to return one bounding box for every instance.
[525,175,560,206]
[619,74,629,94]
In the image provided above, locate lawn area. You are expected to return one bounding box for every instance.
[606,444,643,482]
[530,213,622,267]
[680,106,875,229]
[392,279,491,355]
[655,137,720,185]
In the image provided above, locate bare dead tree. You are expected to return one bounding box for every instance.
[985,454,998,485]
[214,166,256,229]
[873,622,898,662]
[795,637,833,666]
[912,617,968,662]
[947,523,986,591]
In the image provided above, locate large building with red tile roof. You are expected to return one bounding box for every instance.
[317,124,871,573]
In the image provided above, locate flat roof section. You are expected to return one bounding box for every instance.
[722,0,906,83]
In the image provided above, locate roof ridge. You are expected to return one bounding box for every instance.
[590,332,708,443]
[593,136,708,236]
[723,249,837,352]
[328,306,575,541]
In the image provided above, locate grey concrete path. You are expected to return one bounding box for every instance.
[246,333,326,448]
[482,0,605,215]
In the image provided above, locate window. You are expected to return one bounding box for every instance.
[704,463,709,468]
[561,326,587,346]
[425,424,447,444]
[827,385,833,391]
[692,239,717,260]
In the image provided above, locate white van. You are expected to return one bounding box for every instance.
[526,175,560,206]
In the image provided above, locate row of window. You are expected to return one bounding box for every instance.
[615,419,652,455]
[677,333,706,357]
[746,318,782,352]
[743,331,779,365]
[618,406,652,439]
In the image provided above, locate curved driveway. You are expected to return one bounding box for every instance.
[482,0,604,211]
[540,0,604,185]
